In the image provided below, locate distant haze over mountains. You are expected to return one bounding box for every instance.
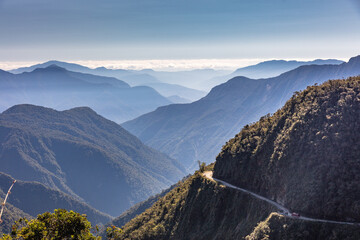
[1,65,171,123]
[204,59,344,91]
[10,61,207,102]
[123,55,360,172]
[0,104,185,216]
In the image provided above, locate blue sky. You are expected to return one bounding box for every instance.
[0,0,359,68]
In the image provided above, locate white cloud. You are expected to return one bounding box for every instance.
[0,57,343,72]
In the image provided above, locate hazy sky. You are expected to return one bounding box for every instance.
[0,0,359,69]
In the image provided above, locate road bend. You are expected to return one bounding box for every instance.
[203,171,358,226]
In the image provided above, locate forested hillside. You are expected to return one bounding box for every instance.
[115,76,360,239]
[214,76,360,222]
[0,104,185,216]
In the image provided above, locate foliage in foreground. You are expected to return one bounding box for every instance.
[1,209,101,240]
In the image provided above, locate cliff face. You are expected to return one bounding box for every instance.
[214,76,360,222]
[114,77,360,239]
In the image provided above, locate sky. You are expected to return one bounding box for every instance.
[0,0,359,70]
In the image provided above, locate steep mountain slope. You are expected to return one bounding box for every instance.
[0,104,185,216]
[205,59,344,91]
[0,196,32,234]
[0,172,111,226]
[0,65,171,123]
[123,55,360,171]
[104,181,179,234]
[116,76,360,239]
[214,76,360,222]
[10,61,207,102]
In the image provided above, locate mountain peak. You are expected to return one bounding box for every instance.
[347,55,360,65]
[2,104,56,115]
[64,106,99,116]
[32,64,67,73]
[95,66,108,71]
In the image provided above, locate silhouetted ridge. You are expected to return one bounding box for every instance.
[2,104,57,115]
[32,64,68,73]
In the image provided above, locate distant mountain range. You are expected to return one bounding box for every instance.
[0,65,171,123]
[203,59,344,91]
[0,104,186,216]
[138,68,230,91]
[10,61,207,102]
[123,55,360,171]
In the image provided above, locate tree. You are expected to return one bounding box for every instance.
[197,160,206,173]
[106,225,123,240]
[2,209,100,240]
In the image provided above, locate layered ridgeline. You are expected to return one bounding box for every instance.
[0,172,111,232]
[123,55,360,171]
[206,59,344,91]
[0,65,171,123]
[0,104,185,216]
[10,61,207,103]
[115,77,360,239]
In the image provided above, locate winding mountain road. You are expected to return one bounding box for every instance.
[203,171,359,226]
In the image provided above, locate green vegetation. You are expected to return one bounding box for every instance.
[214,76,360,222]
[113,76,360,239]
[116,172,277,239]
[2,209,100,240]
[246,213,360,240]
[106,226,123,240]
[106,181,180,230]
[197,160,206,173]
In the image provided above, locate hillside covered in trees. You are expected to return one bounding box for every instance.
[114,76,360,239]
[0,104,185,217]
[214,76,360,222]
